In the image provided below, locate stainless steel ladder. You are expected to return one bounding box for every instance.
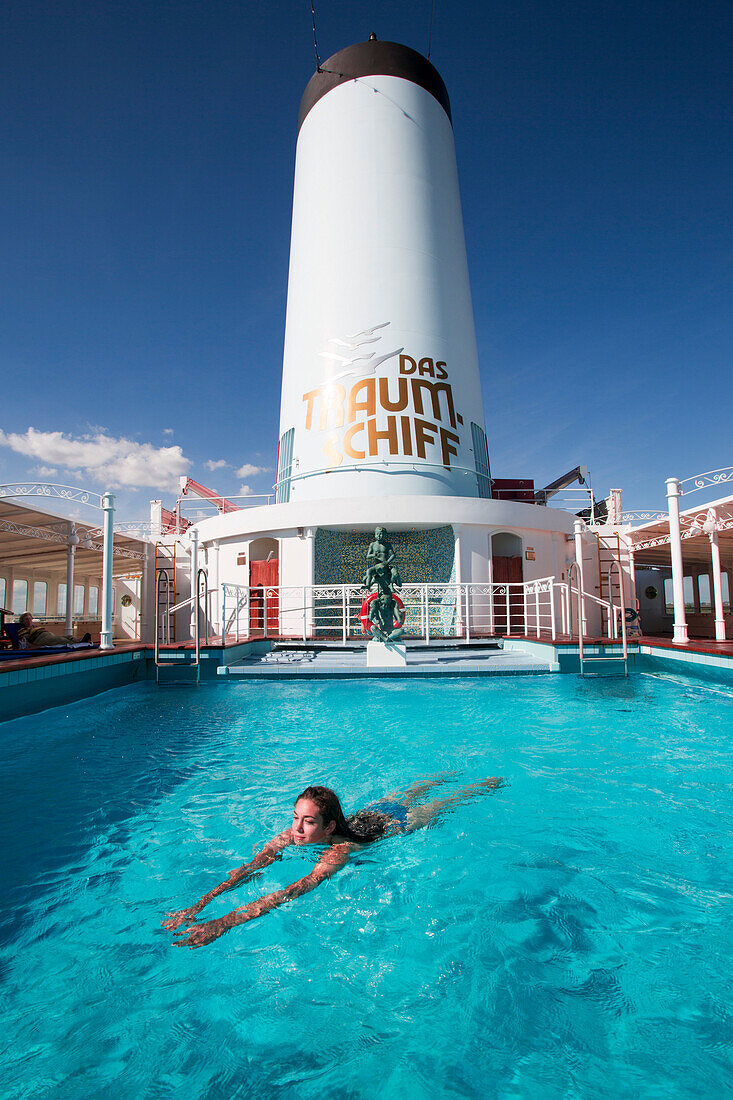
[570,560,628,677]
[155,567,208,685]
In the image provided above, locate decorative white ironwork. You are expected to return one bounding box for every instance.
[524,578,553,594]
[0,517,143,560]
[0,482,103,508]
[628,499,733,549]
[112,545,145,562]
[0,519,69,544]
[621,510,669,524]
[88,520,156,538]
[679,467,733,495]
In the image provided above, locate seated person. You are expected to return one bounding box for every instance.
[15,612,92,648]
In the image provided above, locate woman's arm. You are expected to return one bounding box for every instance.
[172,843,352,948]
[161,829,292,930]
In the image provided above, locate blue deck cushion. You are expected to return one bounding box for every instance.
[3,623,24,649]
[0,637,99,660]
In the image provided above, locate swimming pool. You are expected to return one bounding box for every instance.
[1,674,731,1098]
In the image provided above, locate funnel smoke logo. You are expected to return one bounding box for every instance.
[318,322,403,386]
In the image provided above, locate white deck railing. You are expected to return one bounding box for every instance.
[220,577,573,644]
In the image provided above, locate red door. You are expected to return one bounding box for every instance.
[250,559,279,633]
[492,555,525,634]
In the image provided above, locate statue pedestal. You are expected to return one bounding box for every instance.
[367,641,407,668]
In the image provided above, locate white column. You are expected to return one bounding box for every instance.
[100,492,115,649]
[453,525,463,585]
[190,527,199,642]
[666,477,688,645]
[150,500,163,537]
[608,488,623,525]
[627,543,637,634]
[140,542,153,643]
[453,524,463,634]
[212,540,220,637]
[706,517,726,641]
[303,527,315,639]
[65,523,78,633]
[573,519,587,635]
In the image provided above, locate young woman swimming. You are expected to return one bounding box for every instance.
[164,776,503,948]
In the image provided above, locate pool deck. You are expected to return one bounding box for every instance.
[1,632,732,678]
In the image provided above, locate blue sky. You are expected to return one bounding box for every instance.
[1,0,731,520]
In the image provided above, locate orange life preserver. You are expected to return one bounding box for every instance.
[360,592,405,636]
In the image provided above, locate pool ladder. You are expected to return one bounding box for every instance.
[569,561,628,677]
[155,567,208,685]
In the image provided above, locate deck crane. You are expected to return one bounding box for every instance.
[178,477,241,515]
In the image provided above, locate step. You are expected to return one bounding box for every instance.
[219,645,554,677]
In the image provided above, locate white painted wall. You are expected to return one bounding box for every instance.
[279,76,486,502]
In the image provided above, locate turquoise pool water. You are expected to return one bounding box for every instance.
[1,674,731,1098]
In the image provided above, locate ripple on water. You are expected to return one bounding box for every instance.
[0,675,731,1100]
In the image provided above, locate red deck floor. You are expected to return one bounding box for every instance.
[1,632,731,677]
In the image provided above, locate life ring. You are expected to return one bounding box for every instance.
[624,607,639,623]
[360,592,405,636]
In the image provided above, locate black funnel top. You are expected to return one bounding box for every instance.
[298,40,452,133]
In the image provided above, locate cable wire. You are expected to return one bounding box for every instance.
[310,0,322,71]
[427,0,436,58]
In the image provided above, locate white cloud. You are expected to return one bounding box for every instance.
[162,428,174,436]
[33,465,58,477]
[238,484,254,496]
[235,463,265,478]
[0,428,190,492]
[205,459,228,471]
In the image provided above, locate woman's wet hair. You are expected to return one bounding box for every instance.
[296,786,390,843]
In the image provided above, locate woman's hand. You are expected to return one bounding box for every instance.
[172,915,233,948]
[161,906,201,931]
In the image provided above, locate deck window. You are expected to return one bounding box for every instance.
[57,583,67,617]
[683,576,695,612]
[32,581,47,616]
[722,572,730,613]
[0,577,5,609]
[697,574,711,613]
[471,423,492,499]
[276,427,295,504]
[12,579,28,614]
[88,586,99,617]
[73,584,85,617]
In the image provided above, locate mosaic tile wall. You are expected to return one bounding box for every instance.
[313,526,456,637]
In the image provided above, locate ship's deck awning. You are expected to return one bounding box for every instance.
[0,497,148,578]
[627,493,733,567]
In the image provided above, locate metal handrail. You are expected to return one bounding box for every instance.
[194,568,208,675]
[568,562,584,672]
[154,568,170,663]
[608,559,628,675]
[218,578,562,644]
[155,567,208,683]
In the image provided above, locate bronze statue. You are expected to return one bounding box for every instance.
[363,527,402,594]
[368,592,406,642]
[362,527,405,642]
